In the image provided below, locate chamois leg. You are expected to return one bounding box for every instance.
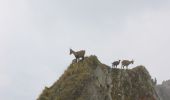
[122,65,124,69]
[82,56,84,61]
[76,58,79,63]
[76,58,77,63]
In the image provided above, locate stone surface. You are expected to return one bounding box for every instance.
[37,55,159,100]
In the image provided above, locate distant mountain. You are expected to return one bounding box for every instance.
[156,80,170,100]
[37,55,159,100]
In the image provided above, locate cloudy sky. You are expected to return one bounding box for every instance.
[0,0,170,100]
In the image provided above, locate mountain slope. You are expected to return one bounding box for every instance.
[37,55,159,100]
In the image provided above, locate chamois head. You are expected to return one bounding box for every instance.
[70,49,74,55]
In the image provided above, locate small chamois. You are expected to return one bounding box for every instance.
[112,60,121,68]
[121,60,134,69]
[70,49,85,62]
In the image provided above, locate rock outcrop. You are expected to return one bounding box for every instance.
[37,55,159,100]
[156,80,170,100]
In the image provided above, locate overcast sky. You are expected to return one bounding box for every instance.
[0,0,170,100]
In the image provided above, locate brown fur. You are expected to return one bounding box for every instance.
[70,49,85,62]
[121,60,134,69]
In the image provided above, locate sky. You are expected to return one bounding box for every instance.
[0,0,170,100]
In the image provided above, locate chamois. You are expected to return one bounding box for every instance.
[121,60,134,69]
[70,49,85,62]
[112,60,121,68]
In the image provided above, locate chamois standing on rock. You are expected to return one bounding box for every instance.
[70,49,85,62]
[121,60,134,69]
[112,60,121,68]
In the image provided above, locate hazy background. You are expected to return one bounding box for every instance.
[0,0,170,100]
